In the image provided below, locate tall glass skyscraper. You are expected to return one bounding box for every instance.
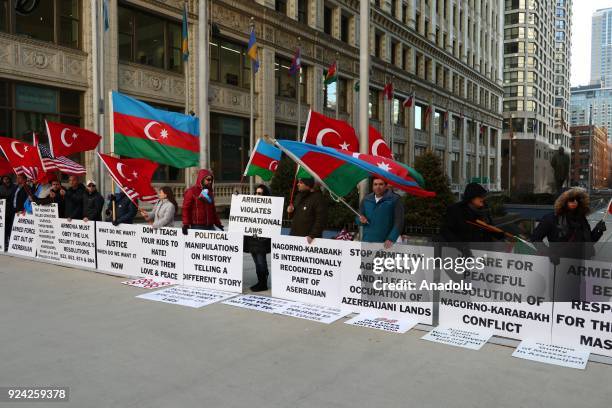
[590,7,612,87]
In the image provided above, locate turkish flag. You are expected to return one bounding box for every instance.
[46,120,101,157]
[368,126,393,159]
[0,156,14,176]
[0,137,44,179]
[303,110,359,152]
[98,153,158,203]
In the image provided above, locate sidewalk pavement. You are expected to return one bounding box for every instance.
[0,255,610,408]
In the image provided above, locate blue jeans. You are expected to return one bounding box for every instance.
[251,253,268,276]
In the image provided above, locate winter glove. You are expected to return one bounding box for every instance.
[182,225,189,235]
[217,225,224,231]
[549,254,561,266]
[109,194,116,202]
[594,220,607,233]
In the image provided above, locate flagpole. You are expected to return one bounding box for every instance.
[270,137,361,218]
[358,0,370,204]
[390,78,394,160]
[335,53,339,120]
[198,0,209,169]
[184,1,190,115]
[249,17,255,195]
[97,0,106,197]
[296,37,301,140]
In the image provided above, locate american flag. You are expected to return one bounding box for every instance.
[14,165,39,181]
[122,186,156,204]
[38,143,86,175]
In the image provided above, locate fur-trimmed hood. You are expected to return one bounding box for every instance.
[554,188,590,216]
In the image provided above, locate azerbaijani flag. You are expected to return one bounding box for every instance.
[181,3,189,61]
[111,91,199,168]
[244,139,282,181]
[323,61,337,85]
[277,140,435,198]
[247,28,259,73]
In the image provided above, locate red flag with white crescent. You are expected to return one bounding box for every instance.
[45,120,101,157]
[0,137,44,179]
[302,110,359,152]
[98,153,158,203]
[368,126,393,159]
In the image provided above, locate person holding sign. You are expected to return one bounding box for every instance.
[63,175,85,220]
[182,169,223,233]
[287,178,327,244]
[356,178,404,248]
[82,180,105,222]
[141,187,177,228]
[244,184,272,292]
[531,187,606,263]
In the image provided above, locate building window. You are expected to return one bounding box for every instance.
[209,36,251,89]
[323,4,333,35]
[369,90,379,120]
[210,113,249,182]
[324,78,347,113]
[3,0,81,48]
[340,13,350,43]
[414,105,422,130]
[118,5,183,73]
[297,0,308,24]
[275,0,287,14]
[392,98,404,125]
[0,79,83,165]
[374,32,382,58]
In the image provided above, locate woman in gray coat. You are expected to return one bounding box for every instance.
[140,187,177,228]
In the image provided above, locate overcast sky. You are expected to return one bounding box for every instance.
[571,0,612,86]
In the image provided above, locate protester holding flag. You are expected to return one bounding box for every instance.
[440,183,504,242]
[141,187,177,228]
[357,178,404,248]
[531,187,606,263]
[63,175,86,220]
[82,180,105,222]
[106,190,137,226]
[243,184,273,292]
[287,178,327,243]
[182,169,223,233]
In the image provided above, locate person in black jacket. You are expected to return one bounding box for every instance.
[5,175,30,248]
[63,175,85,220]
[32,176,65,217]
[287,178,327,243]
[244,184,273,292]
[105,190,137,226]
[0,176,16,202]
[531,187,606,263]
[82,180,105,222]
[440,182,504,243]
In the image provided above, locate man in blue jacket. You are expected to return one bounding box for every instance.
[357,178,405,248]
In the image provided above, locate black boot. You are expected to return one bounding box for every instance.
[250,272,268,292]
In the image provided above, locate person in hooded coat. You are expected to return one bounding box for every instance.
[531,187,606,263]
[440,182,504,242]
[182,169,223,233]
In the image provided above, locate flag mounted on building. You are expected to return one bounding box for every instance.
[383,82,394,100]
[289,47,301,77]
[45,120,101,157]
[323,61,337,84]
[244,139,282,181]
[98,153,158,203]
[247,27,259,73]
[354,80,360,93]
[276,140,435,198]
[181,2,189,61]
[403,92,414,108]
[0,137,44,180]
[111,91,199,167]
[424,106,432,126]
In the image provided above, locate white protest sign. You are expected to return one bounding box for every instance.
[438,249,554,342]
[33,203,60,262]
[0,199,6,252]
[341,243,435,325]
[221,295,295,314]
[421,326,494,350]
[512,341,590,370]
[136,286,236,308]
[51,219,96,268]
[183,230,243,292]
[96,222,140,276]
[344,315,419,334]
[121,278,175,289]
[228,194,284,238]
[138,225,184,284]
[271,235,358,307]
[552,259,612,357]
[8,213,37,257]
[276,302,348,324]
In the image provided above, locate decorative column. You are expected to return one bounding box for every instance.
[256,47,275,139]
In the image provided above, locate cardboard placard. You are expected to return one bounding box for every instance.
[512,341,590,370]
[96,222,141,276]
[344,315,419,334]
[33,203,60,262]
[136,286,236,308]
[8,213,37,257]
[228,194,284,238]
[222,295,295,314]
[341,243,435,325]
[183,230,243,292]
[138,225,184,284]
[51,219,96,268]
[271,235,359,307]
[421,326,494,350]
[0,199,6,252]
[276,302,348,324]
